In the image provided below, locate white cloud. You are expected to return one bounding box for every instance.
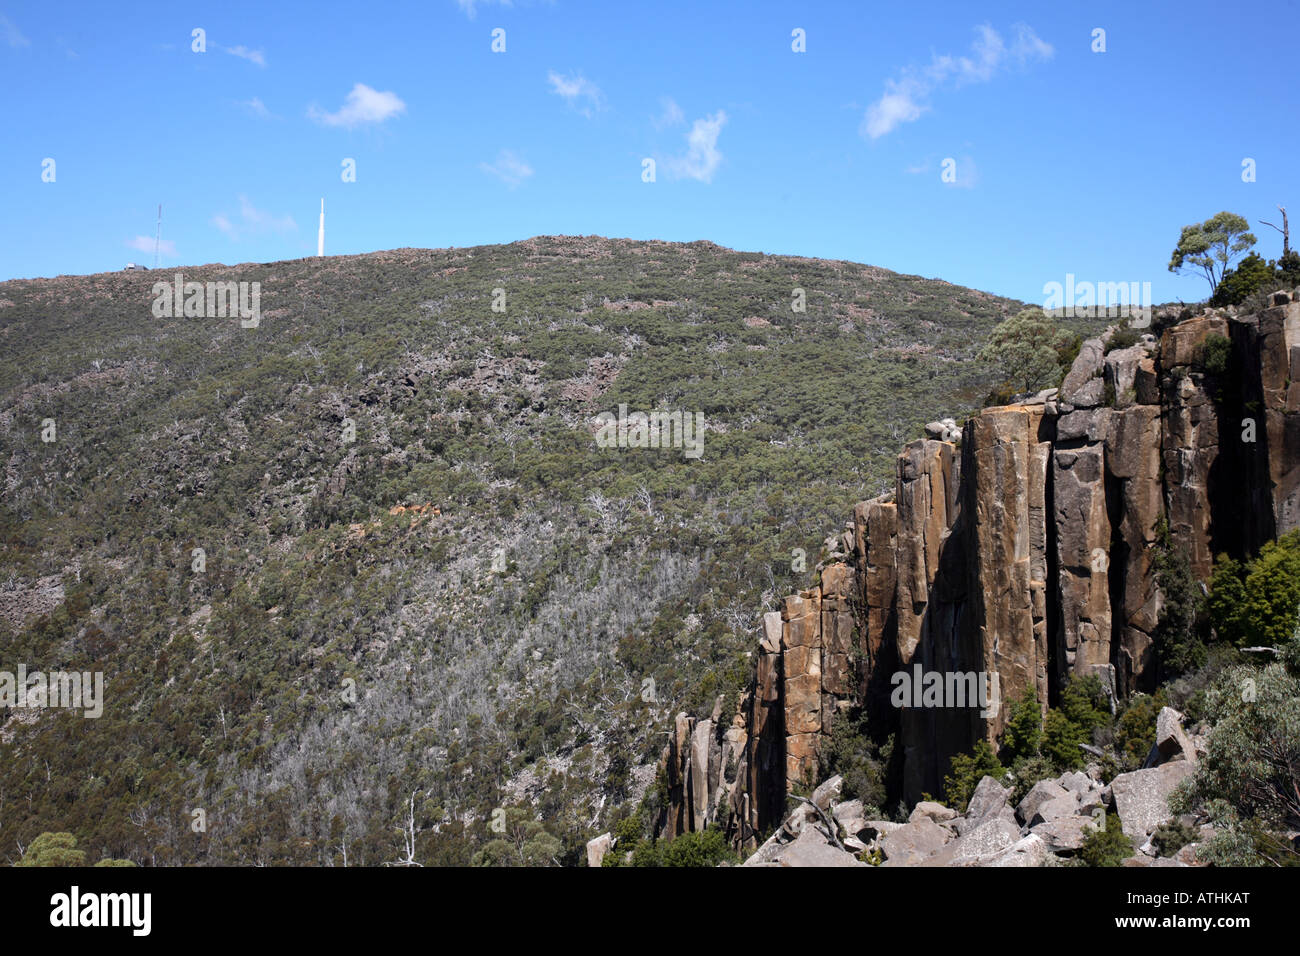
[224,45,266,67]
[653,97,684,129]
[309,83,406,128]
[862,23,1052,139]
[665,111,727,183]
[211,196,298,240]
[125,236,177,258]
[456,0,513,19]
[547,70,604,117]
[242,97,274,119]
[213,214,237,240]
[479,150,533,188]
[1,14,29,48]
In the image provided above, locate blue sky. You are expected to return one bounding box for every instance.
[2,0,1297,304]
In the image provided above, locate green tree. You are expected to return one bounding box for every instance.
[1170,647,1300,864]
[1000,687,1043,763]
[1168,211,1257,295]
[1008,754,1057,804]
[1115,691,1166,771]
[1059,674,1110,733]
[1080,813,1133,867]
[1209,252,1278,307]
[1151,518,1207,676]
[14,831,133,867]
[943,741,1006,813]
[15,832,85,867]
[658,828,734,867]
[1042,709,1087,770]
[470,808,562,867]
[1207,530,1300,650]
[977,308,1075,396]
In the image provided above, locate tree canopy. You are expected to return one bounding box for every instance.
[976,308,1076,396]
[1168,211,1257,294]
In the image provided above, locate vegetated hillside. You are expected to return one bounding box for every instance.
[0,236,1098,866]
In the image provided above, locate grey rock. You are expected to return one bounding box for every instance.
[964,775,1012,829]
[1111,762,1195,841]
[925,815,1023,867]
[1031,814,1100,852]
[1017,780,1072,825]
[981,833,1052,867]
[1057,770,1094,796]
[812,774,843,810]
[586,832,613,867]
[1029,793,1081,826]
[879,817,954,866]
[1060,338,1105,404]
[1068,376,1107,409]
[1057,408,1113,443]
[1149,706,1197,766]
[1104,345,1145,409]
[765,826,867,868]
[909,800,959,826]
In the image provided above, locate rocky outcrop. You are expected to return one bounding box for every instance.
[654,295,1300,846]
[741,749,1210,867]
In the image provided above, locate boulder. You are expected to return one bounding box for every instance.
[1031,814,1099,853]
[858,819,905,844]
[1057,408,1113,443]
[909,800,959,826]
[879,817,954,866]
[1110,762,1195,841]
[1068,377,1106,409]
[1147,707,1196,765]
[586,832,613,867]
[812,775,843,810]
[1077,789,1105,816]
[765,826,867,868]
[1028,793,1081,827]
[1057,770,1094,796]
[1060,338,1105,404]
[924,815,1022,867]
[963,776,1012,829]
[1105,345,1146,409]
[1017,780,1072,825]
[981,833,1051,867]
[924,419,960,442]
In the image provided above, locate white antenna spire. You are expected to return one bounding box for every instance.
[317,198,325,257]
[154,204,162,269]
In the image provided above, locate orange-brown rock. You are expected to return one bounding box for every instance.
[655,300,1300,851]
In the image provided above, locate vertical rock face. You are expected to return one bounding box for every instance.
[1053,445,1113,684]
[965,406,1052,742]
[1161,316,1228,583]
[1259,299,1300,533]
[1107,404,1164,695]
[656,297,1300,846]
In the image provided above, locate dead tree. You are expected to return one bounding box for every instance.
[1261,205,1290,257]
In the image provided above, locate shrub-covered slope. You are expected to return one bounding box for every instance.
[1,235,1093,865]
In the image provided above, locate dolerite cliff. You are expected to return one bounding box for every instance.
[655,293,1300,848]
